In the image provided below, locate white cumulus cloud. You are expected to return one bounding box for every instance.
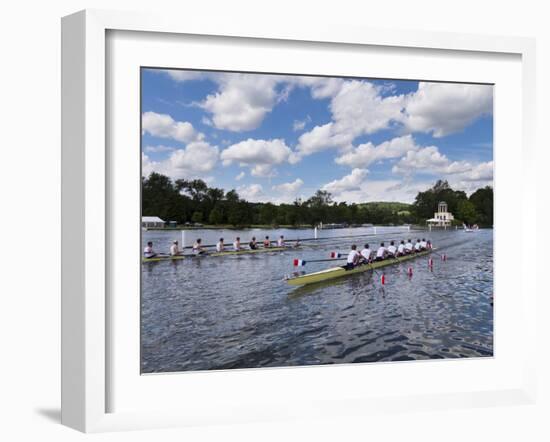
[335,135,420,168]
[200,74,282,132]
[294,80,405,159]
[142,111,204,143]
[144,145,176,154]
[236,184,265,202]
[322,168,369,195]
[403,82,493,137]
[221,138,293,178]
[272,178,304,194]
[142,141,219,180]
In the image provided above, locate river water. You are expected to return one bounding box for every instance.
[141,227,493,373]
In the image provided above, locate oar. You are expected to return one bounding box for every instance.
[294,257,347,265]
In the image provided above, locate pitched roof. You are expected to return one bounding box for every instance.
[142,216,165,223]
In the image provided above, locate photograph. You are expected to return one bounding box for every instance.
[140,68,494,373]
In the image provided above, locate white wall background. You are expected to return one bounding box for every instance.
[0,1,547,440]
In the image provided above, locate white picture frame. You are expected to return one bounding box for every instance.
[61,9,537,433]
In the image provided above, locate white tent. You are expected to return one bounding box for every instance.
[142,216,165,228]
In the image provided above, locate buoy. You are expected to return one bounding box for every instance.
[381,273,386,285]
[407,267,413,277]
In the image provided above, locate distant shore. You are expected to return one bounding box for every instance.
[144,224,427,231]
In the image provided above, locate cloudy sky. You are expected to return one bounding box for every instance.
[141,69,493,204]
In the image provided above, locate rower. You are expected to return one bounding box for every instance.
[397,240,406,257]
[375,242,386,261]
[426,239,432,249]
[420,238,427,250]
[360,243,372,263]
[414,239,422,252]
[387,240,397,258]
[216,237,225,252]
[345,244,361,269]
[170,240,182,256]
[193,238,205,255]
[277,235,285,247]
[405,239,414,254]
[234,237,242,251]
[144,241,156,258]
[248,236,257,250]
[263,236,271,248]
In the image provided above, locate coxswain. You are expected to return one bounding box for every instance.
[375,242,387,261]
[193,238,205,255]
[426,239,432,249]
[216,238,225,252]
[277,235,285,247]
[144,241,156,258]
[345,244,361,269]
[397,240,406,257]
[234,237,242,251]
[405,239,414,254]
[170,240,182,256]
[387,240,397,258]
[360,243,372,263]
[263,236,271,248]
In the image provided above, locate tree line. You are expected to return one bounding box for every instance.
[142,173,493,227]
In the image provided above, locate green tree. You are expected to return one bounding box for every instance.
[259,203,277,225]
[191,211,203,223]
[456,200,477,225]
[208,204,224,225]
[469,186,493,226]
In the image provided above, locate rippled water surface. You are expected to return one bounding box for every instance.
[141,228,493,373]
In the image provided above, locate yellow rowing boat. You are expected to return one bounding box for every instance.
[286,249,433,286]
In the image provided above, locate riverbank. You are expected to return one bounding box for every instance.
[144,223,415,231]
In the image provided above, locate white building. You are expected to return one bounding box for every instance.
[426,201,454,228]
[142,216,165,228]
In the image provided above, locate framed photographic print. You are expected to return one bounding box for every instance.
[61,9,537,432]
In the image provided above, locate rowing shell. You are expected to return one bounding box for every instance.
[286,249,433,286]
[142,246,295,263]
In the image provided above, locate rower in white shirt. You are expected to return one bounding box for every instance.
[360,244,372,263]
[144,241,156,258]
[170,240,182,256]
[193,238,205,255]
[375,242,387,261]
[420,238,427,250]
[345,244,361,269]
[216,237,225,252]
[233,237,242,251]
[277,235,285,247]
[414,239,422,252]
[397,240,406,257]
[405,239,414,254]
[387,240,397,258]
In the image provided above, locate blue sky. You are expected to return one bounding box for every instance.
[141,68,493,204]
